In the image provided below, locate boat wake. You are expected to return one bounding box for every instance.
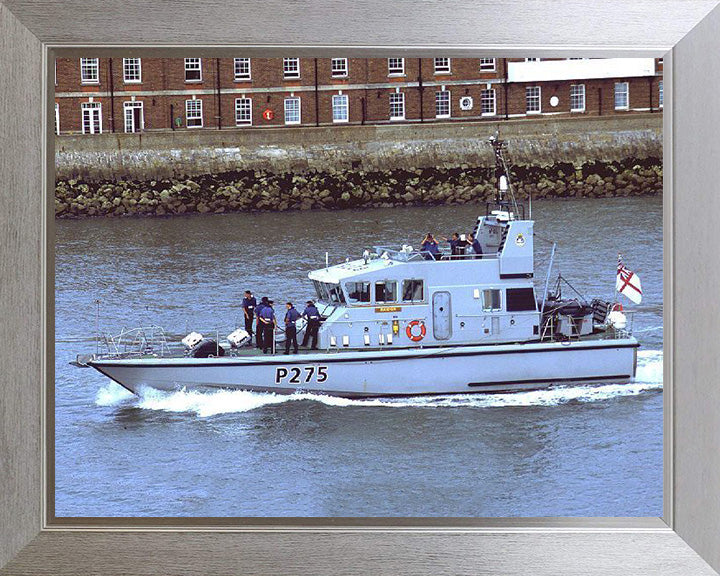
[95,349,663,417]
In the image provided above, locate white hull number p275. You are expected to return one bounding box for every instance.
[275,365,329,385]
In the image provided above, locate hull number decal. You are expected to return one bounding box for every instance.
[275,365,328,385]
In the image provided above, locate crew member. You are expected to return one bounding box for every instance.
[241,290,257,345]
[441,233,461,258]
[301,300,321,350]
[421,233,440,261]
[255,296,269,350]
[467,232,483,259]
[284,302,301,354]
[257,299,277,354]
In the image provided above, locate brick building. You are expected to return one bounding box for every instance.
[54,57,663,135]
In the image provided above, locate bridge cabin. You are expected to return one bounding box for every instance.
[307,209,539,351]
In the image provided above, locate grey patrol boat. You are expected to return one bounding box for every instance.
[76,137,639,398]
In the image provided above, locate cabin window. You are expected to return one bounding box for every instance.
[346,281,371,303]
[328,285,346,304]
[313,280,329,302]
[506,288,536,312]
[402,279,424,302]
[375,281,397,303]
[313,281,345,304]
[482,289,501,311]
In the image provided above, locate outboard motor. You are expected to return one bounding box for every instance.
[190,339,225,358]
[227,328,251,348]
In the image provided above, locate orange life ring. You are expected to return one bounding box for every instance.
[406,320,426,342]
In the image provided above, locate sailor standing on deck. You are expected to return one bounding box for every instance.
[255,296,269,350]
[257,299,277,354]
[441,233,463,259]
[241,290,257,346]
[284,302,301,354]
[301,300,320,350]
[420,233,441,261]
[467,233,483,259]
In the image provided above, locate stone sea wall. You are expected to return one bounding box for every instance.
[55,159,661,218]
[54,115,662,218]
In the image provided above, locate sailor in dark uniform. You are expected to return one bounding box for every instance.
[420,233,441,261]
[441,233,461,258]
[467,232,483,259]
[241,290,257,345]
[256,299,277,354]
[254,296,269,349]
[301,300,320,350]
[283,302,301,354]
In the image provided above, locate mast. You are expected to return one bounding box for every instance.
[488,134,520,218]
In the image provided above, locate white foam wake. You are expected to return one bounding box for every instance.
[94,349,663,417]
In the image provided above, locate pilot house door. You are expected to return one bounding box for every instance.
[432,291,452,340]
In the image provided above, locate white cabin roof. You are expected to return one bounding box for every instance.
[308,256,397,284]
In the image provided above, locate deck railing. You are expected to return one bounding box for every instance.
[373,245,497,262]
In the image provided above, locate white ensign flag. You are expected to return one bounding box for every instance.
[616,255,642,304]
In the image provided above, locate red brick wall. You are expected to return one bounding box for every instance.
[54,57,662,134]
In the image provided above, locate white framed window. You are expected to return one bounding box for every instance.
[479,58,496,71]
[434,58,451,74]
[482,289,501,312]
[235,97,252,125]
[331,58,348,78]
[283,58,300,79]
[481,89,496,116]
[185,98,203,127]
[375,281,398,303]
[659,81,663,108]
[332,94,349,123]
[123,101,144,133]
[435,90,450,118]
[526,86,541,114]
[284,96,301,124]
[80,58,99,84]
[389,92,405,120]
[123,58,141,83]
[614,81,629,110]
[55,103,60,135]
[570,84,585,112]
[388,58,404,76]
[234,58,251,81]
[185,58,202,82]
[81,102,102,134]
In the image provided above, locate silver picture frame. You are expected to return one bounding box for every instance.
[2,0,720,573]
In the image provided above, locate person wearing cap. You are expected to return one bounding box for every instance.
[301,300,320,350]
[241,290,257,346]
[256,299,277,354]
[254,296,269,350]
[283,302,301,354]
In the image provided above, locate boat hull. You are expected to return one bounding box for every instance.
[88,338,639,398]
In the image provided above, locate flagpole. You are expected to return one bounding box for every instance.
[615,252,621,305]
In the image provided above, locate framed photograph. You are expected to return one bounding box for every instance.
[2,1,720,574]
[52,53,665,522]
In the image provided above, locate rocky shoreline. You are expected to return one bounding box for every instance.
[55,158,662,219]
